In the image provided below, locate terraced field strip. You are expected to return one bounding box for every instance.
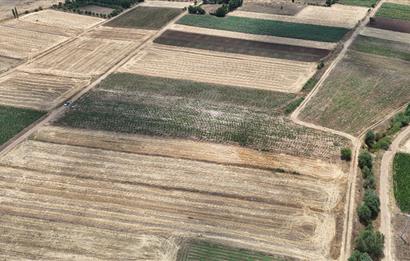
[154,30,330,62]
[86,26,156,41]
[32,126,346,180]
[1,19,80,37]
[177,14,349,42]
[299,50,410,135]
[119,44,316,93]
[0,71,90,111]
[0,128,346,260]
[351,35,410,61]
[368,16,410,33]
[376,2,410,20]
[169,24,337,50]
[337,0,377,7]
[141,0,191,8]
[238,1,305,16]
[231,4,368,28]
[360,27,410,44]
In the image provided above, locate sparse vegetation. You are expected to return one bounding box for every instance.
[341,147,352,161]
[376,3,410,21]
[354,225,385,259]
[177,15,349,42]
[284,97,304,115]
[337,0,377,7]
[393,153,410,213]
[0,106,44,146]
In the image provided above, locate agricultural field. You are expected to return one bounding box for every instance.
[78,5,114,15]
[177,15,349,42]
[231,4,368,28]
[375,2,410,21]
[393,213,410,260]
[57,73,349,161]
[369,3,410,33]
[154,30,330,62]
[0,56,21,74]
[360,26,410,44]
[0,0,59,21]
[337,0,377,7]
[0,124,348,260]
[120,45,316,93]
[393,153,410,213]
[105,6,183,29]
[351,35,410,61]
[299,50,410,135]
[140,0,191,9]
[0,106,44,146]
[239,0,305,15]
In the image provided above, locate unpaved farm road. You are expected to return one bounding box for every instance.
[0,8,187,157]
[380,126,410,261]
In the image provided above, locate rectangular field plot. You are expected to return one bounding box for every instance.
[368,17,410,34]
[376,2,410,21]
[0,71,90,111]
[177,14,349,42]
[119,44,316,93]
[0,126,347,260]
[105,6,183,29]
[154,30,330,62]
[393,153,410,212]
[360,27,410,44]
[351,35,410,61]
[299,50,410,135]
[56,73,349,161]
[0,106,44,146]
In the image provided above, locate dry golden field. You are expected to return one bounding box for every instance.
[0,126,348,260]
[230,4,368,28]
[0,56,21,74]
[0,70,90,110]
[119,44,316,93]
[0,0,59,21]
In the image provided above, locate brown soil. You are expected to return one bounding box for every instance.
[0,56,21,74]
[155,30,330,62]
[368,17,410,34]
[78,5,114,15]
[393,213,410,260]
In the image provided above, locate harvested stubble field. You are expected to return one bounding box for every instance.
[0,0,59,21]
[105,6,183,29]
[0,106,44,146]
[56,73,349,161]
[154,30,330,62]
[300,50,410,135]
[360,27,410,44]
[0,70,90,111]
[0,56,21,74]
[351,35,410,61]
[0,124,347,260]
[140,0,191,8]
[231,4,368,29]
[119,45,316,93]
[177,15,349,42]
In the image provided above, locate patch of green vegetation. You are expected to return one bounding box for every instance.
[105,6,182,29]
[351,35,410,61]
[337,0,377,7]
[393,153,410,213]
[0,106,44,146]
[284,97,304,114]
[56,73,348,159]
[178,241,288,261]
[177,15,349,42]
[302,77,318,91]
[376,3,410,21]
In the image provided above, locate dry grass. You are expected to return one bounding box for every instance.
[119,44,316,93]
[230,4,368,28]
[0,56,21,74]
[360,27,410,44]
[0,0,60,21]
[0,126,347,260]
[0,70,90,111]
[400,139,410,153]
[141,0,191,8]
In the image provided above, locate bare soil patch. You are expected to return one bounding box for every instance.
[155,30,330,62]
[119,44,316,93]
[368,17,410,33]
[0,0,59,21]
[78,5,114,15]
[393,213,410,260]
[0,125,347,260]
[400,139,410,153]
[360,27,410,44]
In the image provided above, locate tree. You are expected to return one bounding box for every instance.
[357,203,372,225]
[341,148,352,161]
[365,131,376,148]
[363,175,376,190]
[214,5,228,17]
[355,225,384,259]
[363,189,380,218]
[361,166,372,179]
[348,250,373,261]
[358,151,373,170]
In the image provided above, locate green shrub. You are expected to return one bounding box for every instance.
[373,136,391,151]
[363,189,380,218]
[354,225,384,259]
[284,97,304,115]
[214,5,228,17]
[361,166,372,179]
[357,203,372,225]
[348,250,373,261]
[359,151,373,170]
[188,5,205,14]
[365,130,375,148]
[317,61,324,69]
[363,175,376,190]
[341,148,352,161]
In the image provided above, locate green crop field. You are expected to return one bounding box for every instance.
[105,6,182,29]
[376,3,410,21]
[351,35,410,61]
[337,0,377,7]
[177,15,349,42]
[0,106,44,146]
[178,241,289,261]
[56,73,348,160]
[299,50,410,135]
[393,153,410,213]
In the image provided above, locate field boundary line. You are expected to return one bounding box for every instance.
[0,10,187,158]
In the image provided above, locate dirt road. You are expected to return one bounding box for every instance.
[380,126,410,261]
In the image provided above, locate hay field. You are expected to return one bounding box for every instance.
[0,70,90,111]
[0,125,347,260]
[141,0,191,8]
[299,50,410,135]
[0,0,59,21]
[360,27,410,44]
[230,4,368,28]
[119,44,316,93]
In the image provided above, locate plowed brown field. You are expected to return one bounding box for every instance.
[119,44,316,93]
[0,126,347,260]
